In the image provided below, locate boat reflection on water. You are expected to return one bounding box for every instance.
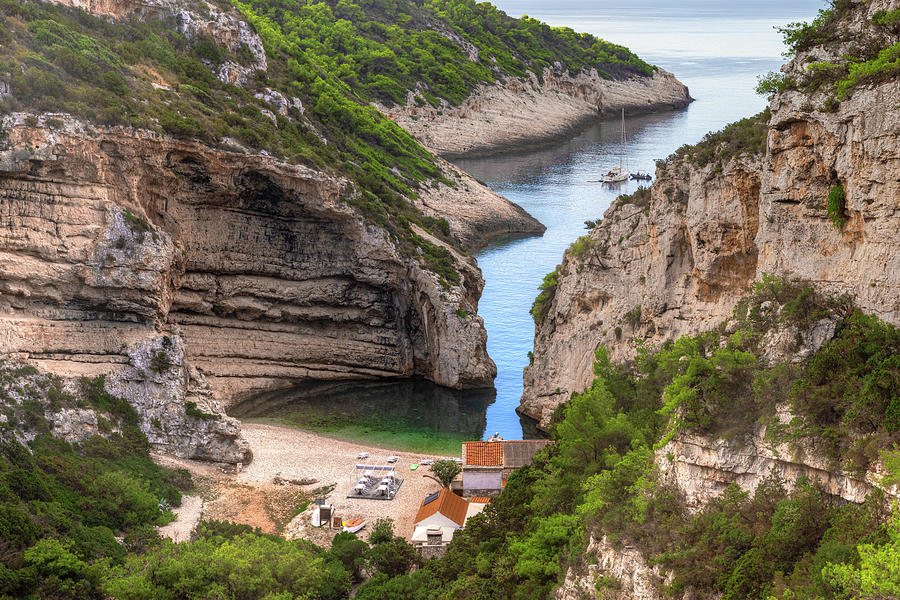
[229,378,497,443]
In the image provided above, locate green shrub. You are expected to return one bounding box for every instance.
[827,184,847,228]
[755,71,794,96]
[835,42,900,99]
[777,1,852,57]
[184,401,219,421]
[148,350,172,373]
[531,267,560,324]
[873,9,900,28]
[667,110,769,167]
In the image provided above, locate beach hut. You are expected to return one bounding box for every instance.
[411,489,469,557]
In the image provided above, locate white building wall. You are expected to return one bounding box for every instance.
[463,470,502,490]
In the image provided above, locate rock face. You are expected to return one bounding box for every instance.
[104,334,252,464]
[382,67,692,158]
[521,154,764,428]
[0,115,501,422]
[555,536,669,600]
[522,1,900,429]
[0,352,250,464]
[657,423,900,512]
[412,158,545,251]
[532,2,900,596]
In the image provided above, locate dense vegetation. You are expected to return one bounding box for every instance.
[0,364,190,599]
[233,0,653,107]
[2,279,898,598]
[355,277,900,599]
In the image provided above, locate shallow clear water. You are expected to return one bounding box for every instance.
[454,0,824,440]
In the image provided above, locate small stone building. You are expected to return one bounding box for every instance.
[411,488,469,558]
[461,441,503,498]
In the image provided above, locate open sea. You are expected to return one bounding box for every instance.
[234,0,826,447]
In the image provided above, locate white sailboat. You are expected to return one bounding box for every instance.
[599,108,630,183]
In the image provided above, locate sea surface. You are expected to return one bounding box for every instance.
[456,0,824,440]
[235,1,826,448]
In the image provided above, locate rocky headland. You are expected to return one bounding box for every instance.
[0,0,560,462]
[383,67,692,158]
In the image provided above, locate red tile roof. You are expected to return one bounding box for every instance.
[463,441,503,466]
[468,497,492,504]
[414,489,469,527]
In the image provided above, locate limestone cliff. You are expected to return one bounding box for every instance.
[0,115,504,418]
[383,67,692,158]
[0,0,555,464]
[0,348,251,464]
[531,1,900,597]
[522,0,900,429]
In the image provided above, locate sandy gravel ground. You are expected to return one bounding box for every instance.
[154,424,454,546]
[240,423,448,545]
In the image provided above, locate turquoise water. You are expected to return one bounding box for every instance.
[455,0,824,440]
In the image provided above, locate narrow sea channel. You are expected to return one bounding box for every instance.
[458,0,824,440]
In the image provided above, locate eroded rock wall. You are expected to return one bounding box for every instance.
[0,116,496,419]
[521,154,763,428]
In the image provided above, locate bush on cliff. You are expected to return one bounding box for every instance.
[667,109,770,168]
[531,267,560,324]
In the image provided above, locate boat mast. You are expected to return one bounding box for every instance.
[619,108,625,170]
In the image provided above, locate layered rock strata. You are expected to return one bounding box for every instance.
[0,115,501,420]
[383,67,692,157]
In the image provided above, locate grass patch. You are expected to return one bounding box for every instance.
[531,266,560,324]
[827,184,846,228]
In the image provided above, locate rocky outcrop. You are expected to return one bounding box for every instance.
[657,423,900,512]
[522,0,900,429]
[556,536,670,600]
[382,67,692,158]
[521,154,764,428]
[414,159,545,251]
[104,334,252,463]
[0,351,250,463]
[0,114,500,420]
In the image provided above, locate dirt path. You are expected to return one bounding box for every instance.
[158,494,203,542]
[154,423,454,546]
